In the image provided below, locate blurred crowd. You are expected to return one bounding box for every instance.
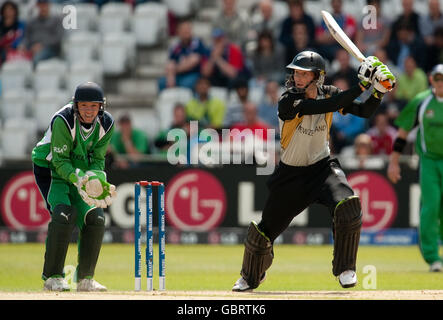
[1,0,442,168]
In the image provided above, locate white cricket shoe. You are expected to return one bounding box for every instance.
[77,279,107,292]
[338,270,357,288]
[232,274,266,292]
[430,261,442,272]
[44,277,70,292]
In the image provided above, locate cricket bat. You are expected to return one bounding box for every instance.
[321,10,394,90]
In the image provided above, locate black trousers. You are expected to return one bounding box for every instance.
[258,156,354,242]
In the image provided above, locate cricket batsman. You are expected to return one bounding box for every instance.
[32,82,117,291]
[388,64,443,272]
[232,51,395,291]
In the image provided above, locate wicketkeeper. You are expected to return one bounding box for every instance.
[32,82,117,292]
[232,51,396,291]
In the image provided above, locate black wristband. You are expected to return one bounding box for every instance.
[393,137,407,153]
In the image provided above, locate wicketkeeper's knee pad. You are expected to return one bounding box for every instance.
[332,196,362,276]
[52,204,77,225]
[84,207,105,226]
[240,221,274,289]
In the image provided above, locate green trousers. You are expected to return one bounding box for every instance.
[419,156,443,264]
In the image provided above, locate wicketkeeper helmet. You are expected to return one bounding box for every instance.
[73,82,106,119]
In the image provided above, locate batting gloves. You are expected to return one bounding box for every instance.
[357,56,382,89]
[371,64,396,93]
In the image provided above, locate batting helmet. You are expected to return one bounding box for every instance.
[285,51,326,90]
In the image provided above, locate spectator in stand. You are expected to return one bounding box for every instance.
[230,102,271,141]
[394,55,428,105]
[0,1,25,65]
[223,77,250,127]
[390,0,422,43]
[185,77,226,129]
[248,0,283,44]
[427,27,443,72]
[419,0,443,46]
[20,0,64,66]
[315,0,357,61]
[158,19,208,92]
[329,77,366,154]
[354,0,391,56]
[366,112,397,155]
[251,30,286,84]
[284,21,315,65]
[229,102,271,165]
[339,133,384,169]
[257,80,280,133]
[111,114,150,168]
[212,0,249,47]
[279,0,315,50]
[327,48,358,85]
[154,103,190,154]
[201,28,248,89]
[386,19,427,72]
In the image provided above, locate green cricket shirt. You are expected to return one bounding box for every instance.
[395,89,443,159]
[31,103,115,182]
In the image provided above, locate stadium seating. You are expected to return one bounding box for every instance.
[1,90,30,119]
[132,2,168,46]
[2,117,37,159]
[34,91,70,131]
[33,58,68,92]
[209,87,229,103]
[99,2,132,34]
[64,31,100,65]
[0,60,33,93]
[101,33,130,75]
[162,0,198,17]
[155,87,193,130]
[66,62,103,94]
[101,32,136,75]
[74,2,100,31]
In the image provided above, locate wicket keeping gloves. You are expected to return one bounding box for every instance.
[357,56,382,89]
[69,168,96,207]
[371,64,396,93]
[83,170,117,208]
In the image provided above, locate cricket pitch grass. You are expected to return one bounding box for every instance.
[1,244,442,300]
